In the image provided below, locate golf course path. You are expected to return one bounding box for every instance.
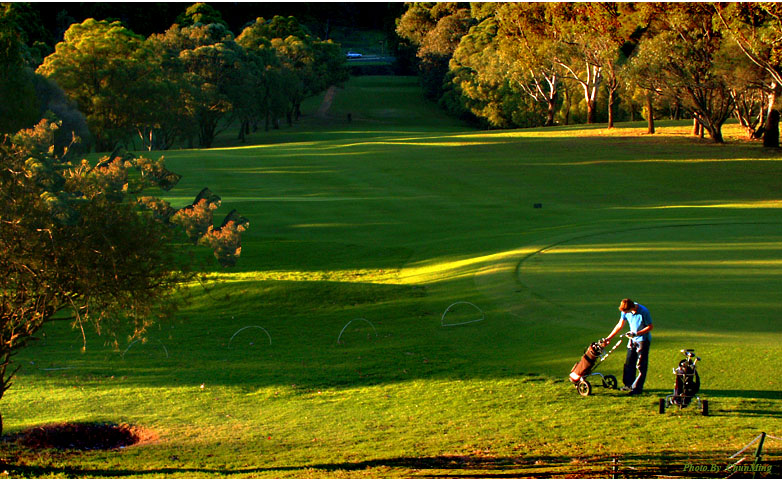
[316,85,338,117]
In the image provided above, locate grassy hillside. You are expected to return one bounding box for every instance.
[2,76,780,478]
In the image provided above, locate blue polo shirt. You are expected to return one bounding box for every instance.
[620,303,653,344]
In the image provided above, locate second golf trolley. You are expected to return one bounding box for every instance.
[659,348,708,415]
[569,337,624,396]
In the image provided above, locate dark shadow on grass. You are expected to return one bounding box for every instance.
[700,389,782,400]
[3,452,779,479]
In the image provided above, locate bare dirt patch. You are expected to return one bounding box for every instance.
[316,85,338,117]
[13,422,157,451]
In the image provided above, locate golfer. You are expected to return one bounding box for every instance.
[604,298,653,395]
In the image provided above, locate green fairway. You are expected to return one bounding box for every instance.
[2,76,780,478]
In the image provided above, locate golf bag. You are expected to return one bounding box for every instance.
[659,349,708,415]
[672,357,700,407]
[570,342,602,383]
[569,339,620,396]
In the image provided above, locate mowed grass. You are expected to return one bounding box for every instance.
[2,76,781,478]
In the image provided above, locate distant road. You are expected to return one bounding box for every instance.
[346,55,395,63]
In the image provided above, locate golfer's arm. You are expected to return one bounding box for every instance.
[637,324,653,335]
[606,319,624,340]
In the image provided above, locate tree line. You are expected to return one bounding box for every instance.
[1,3,270,431]
[2,2,349,152]
[396,2,782,145]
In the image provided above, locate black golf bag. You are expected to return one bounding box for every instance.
[672,358,700,407]
[659,349,708,415]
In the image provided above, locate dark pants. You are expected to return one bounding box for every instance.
[623,341,650,393]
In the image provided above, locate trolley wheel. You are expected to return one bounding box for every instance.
[603,374,618,390]
[659,398,666,414]
[701,399,709,416]
[577,379,592,396]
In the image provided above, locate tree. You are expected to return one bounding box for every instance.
[154,23,246,148]
[714,3,782,146]
[445,14,547,129]
[397,3,475,101]
[176,3,230,30]
[0,2,52,67]
[252,16,347,124]
[632,4,734,143]
[495,3,561,126]
[236,19,281,136]
[0,8,40,134]
[544,3,628,125]
[145,27,200,150]
[716,40,770,139]
[0,120,248,434]
[36,19,159,151]
[447,16,511,127]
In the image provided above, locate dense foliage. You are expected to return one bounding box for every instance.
[0,119,248,433]
[3,3,348,150]
[397,2,782,144]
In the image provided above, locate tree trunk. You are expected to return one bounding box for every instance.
[237,120,246,143]
[586,99,596,124]
[700,116,724,143]
[692,118,701,137]
[707,125,724,143]
[545,76,558,127]
[546,98,556,127]
[645,95,655,134]
[607,90,615,128]
[764,109,780,148]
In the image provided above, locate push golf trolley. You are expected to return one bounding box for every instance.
[659,349,708,415]
[569,338,623,396]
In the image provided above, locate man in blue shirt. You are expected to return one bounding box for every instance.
[604,298,653,395]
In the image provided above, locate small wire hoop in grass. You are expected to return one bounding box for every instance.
[121,338,169,359]
[337,318,378,344]
[228,326,272,348]
[441,301,484,327]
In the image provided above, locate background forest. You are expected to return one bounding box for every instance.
[3,3,782,151]
[396,2,782,145]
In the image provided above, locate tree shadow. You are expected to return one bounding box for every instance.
[3,452,778,479]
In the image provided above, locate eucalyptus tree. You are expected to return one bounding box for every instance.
[397,3,475,101]
[175,2,230,30]
[236,20,282,137]
[140,32,196,150]
[37,19,160,151]
[447,16,513,127]
[247,16,346,126]
[494,3,561,126]
[717,40,771,139]
[714,3,782,146]
[153,22,247,148]
[544,3,628,125]
[632,3,734,143]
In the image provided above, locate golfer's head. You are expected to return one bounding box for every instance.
[619,298,636,313]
